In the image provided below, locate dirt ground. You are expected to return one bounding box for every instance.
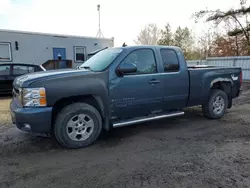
[0,97,11,125]
[1,84,250,188]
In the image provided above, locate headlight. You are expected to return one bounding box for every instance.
[22,88,47,107]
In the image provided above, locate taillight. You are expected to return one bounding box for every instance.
[240,71,243,85]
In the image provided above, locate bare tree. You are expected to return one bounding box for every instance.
[193,1,250,54]
[134,24,160,45]
[197,27,217,59]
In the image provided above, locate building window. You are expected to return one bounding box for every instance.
[74,46,86,62]
[0,42,12,62]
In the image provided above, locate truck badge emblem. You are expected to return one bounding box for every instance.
[231,74,238,81]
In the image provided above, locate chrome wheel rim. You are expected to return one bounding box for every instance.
[66,114,94,141]
[212,96,225,115]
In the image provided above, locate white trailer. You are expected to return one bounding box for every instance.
[0,29,114,68]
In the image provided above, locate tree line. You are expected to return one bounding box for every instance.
[133,0,250,60]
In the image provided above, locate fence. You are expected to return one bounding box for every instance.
[187,56,250,80]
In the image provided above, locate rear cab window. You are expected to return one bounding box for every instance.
[0,65,11,76]
[160,49,179,72]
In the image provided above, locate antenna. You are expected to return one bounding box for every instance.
[96,4,104,38]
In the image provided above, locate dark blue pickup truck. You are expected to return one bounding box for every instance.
[10,45,242,148]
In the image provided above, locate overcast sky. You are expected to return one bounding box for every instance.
[0,0,246,46]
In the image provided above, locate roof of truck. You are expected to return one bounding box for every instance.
[114,45,182,51]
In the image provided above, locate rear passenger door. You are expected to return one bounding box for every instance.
[158,48,189,111]
[0,65,12,93]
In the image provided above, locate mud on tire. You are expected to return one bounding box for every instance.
[54,103,102,149]
[202,89,228,119]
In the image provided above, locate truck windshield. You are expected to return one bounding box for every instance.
[79,48,123,71]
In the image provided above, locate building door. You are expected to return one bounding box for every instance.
[53,48,67,69]
[53,48,66,60]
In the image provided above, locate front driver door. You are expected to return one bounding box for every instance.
[109,48,164,120]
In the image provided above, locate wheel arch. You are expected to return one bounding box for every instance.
[51,95,110,131]
[210,80,233,108]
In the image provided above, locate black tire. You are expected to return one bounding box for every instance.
[202,89,228,119]
[54,103,102,149]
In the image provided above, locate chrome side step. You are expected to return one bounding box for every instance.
[113,111,184,128]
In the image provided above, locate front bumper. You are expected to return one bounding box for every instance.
[10,98,52,133]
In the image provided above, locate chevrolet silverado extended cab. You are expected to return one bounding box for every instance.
[10,45,242,148]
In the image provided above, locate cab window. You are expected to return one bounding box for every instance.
[121,49,157,74]
[160,49,179,72]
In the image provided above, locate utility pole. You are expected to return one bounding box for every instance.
[96,4,104,38]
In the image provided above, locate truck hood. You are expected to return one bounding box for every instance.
[13,68,92,88]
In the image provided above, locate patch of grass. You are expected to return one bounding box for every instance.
[0,98,12,125]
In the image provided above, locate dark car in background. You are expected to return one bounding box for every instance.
[0,63,45,95]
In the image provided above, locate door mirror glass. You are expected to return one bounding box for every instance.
[117,63,137,75]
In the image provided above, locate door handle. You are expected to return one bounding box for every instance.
[148,79,160,84]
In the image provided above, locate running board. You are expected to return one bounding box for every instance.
[113,111,184,128]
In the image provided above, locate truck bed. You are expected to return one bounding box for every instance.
[187,66,242,107]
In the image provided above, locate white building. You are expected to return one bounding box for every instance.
[0,29,114,68]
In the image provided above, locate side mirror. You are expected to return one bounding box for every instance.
[117,63,137,75]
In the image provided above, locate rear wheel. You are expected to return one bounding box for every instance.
[54,103,102,149]
[202,89,228,119]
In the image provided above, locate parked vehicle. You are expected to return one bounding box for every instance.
[0,63,45,95]
[10,45,242,149]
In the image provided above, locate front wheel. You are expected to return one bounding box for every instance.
[202,89,228,119]
[54,103,102,149]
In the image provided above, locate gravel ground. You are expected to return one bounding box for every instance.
[0,84,250,188]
